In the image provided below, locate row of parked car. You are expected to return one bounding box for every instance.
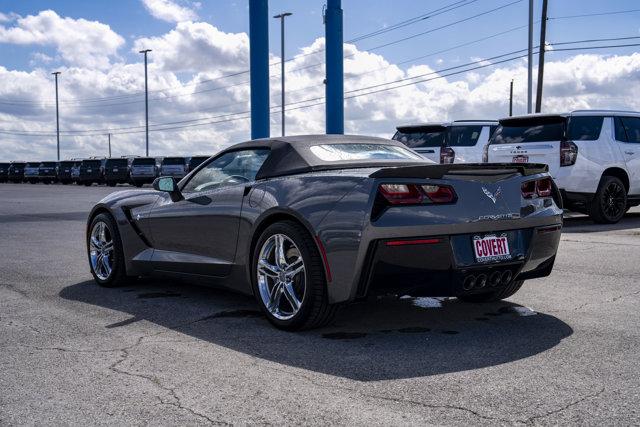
[0,156,210,187]
[1,109,639,223]
[392,110,640,224]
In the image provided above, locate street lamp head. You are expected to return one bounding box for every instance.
[51,71,61,76]
[273,12,293,19]
[139,49,152,54]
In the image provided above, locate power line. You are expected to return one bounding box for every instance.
[549,8,640,20]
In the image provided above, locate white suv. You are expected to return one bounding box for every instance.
[393,120,497,164]
[486,110,640,223]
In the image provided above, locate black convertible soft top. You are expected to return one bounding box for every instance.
[219,134,428,179]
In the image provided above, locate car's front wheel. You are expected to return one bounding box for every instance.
[87,213,130,287]
[458,280,524,303]
[252,221,337,330]
[590,176,627,224]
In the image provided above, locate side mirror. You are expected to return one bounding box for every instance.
[152,176,184,202]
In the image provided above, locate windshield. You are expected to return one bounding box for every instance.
[105,159,128,167]
[491,121,565,144]
[448,125,483,147]
[162,157,185,165]
[309,143,422,162]
[392,130,445,148]
[132,158,155,166]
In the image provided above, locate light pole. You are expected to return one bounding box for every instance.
[139,49,152,156]
[107,133,111,157]
[273,12,292,137]
[527,0,533,114]
[52,71,61,161]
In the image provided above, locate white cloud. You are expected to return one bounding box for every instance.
[133,21,250,74]
[141,0,198,23]
[2,23,640,162]
[0,12,20,23]
[0,10,124,69]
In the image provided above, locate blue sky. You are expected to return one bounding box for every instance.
[2,0,640,73]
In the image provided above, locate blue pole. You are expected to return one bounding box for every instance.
[249,0,270,139]
[325,0,344,134]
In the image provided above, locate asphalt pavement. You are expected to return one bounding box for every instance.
[1,183,639,425]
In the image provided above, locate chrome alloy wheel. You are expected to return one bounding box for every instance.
[89,221,114,281]
[257,234,306,320]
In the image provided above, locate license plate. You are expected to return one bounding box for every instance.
[87,169,92,172]
[513,155,529,163]
[473,234,511,263]
[113,168,119,172]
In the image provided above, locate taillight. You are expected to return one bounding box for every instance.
[522,177,553,198]
[440,147,455,164]
[560,140,578,167]
[379,184,457,205]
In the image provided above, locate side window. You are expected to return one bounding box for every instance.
[614,117,628,142]
[566,116,603,141]
[181,149,270,193]
[619,117,640,143]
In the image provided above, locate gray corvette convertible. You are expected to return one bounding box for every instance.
[86,135,562,330]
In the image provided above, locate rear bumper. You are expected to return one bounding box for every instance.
[355,224,561,299]
[560,190,593,211]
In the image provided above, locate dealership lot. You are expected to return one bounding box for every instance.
[1,184,639,425]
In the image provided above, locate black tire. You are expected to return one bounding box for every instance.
[84,182,92,186]
[251,220,337,331]
[458,280,525,303]
[590,176,627,224]
[87,213,130,287]
[107,182,116,187]
[134,182,144,187]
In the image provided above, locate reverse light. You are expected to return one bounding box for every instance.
[560,140,578,167]
[522,177,554,199]
[379,184,456,205]
[440,146,455,164]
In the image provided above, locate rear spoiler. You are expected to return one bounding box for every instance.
[370,163,549,179]
[499,115,566,127]
[396,125,448,133]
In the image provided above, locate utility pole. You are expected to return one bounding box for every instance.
[535,0,549,113]
[325,0,344,134]
[274,12,292,137]
[527,0,533,114]
[107,133,111,157]
[139,49,152,156]
[52,71,61,161]
[509,80,514,117]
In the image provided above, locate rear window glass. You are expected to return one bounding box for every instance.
[491,122,564,144]
[132,158,155,166]
[41,162,57,167]
[83,160,101,167]
[392,130,445,148]
[11,163,26,167]
[162,157,185,165]
[309,144,422,162]
[567,116,603,141]
[59,162,75,167]
[448,125,483,147]
[26,163,40,167]
[106,159,128,167]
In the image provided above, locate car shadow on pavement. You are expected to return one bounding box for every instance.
[60,279,573,382]
[562,212,640,233]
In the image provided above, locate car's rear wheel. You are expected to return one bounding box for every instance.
[590,176,627,224]
[458,280,524,303]
[252,221,337,330]
[87,213,129,287]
